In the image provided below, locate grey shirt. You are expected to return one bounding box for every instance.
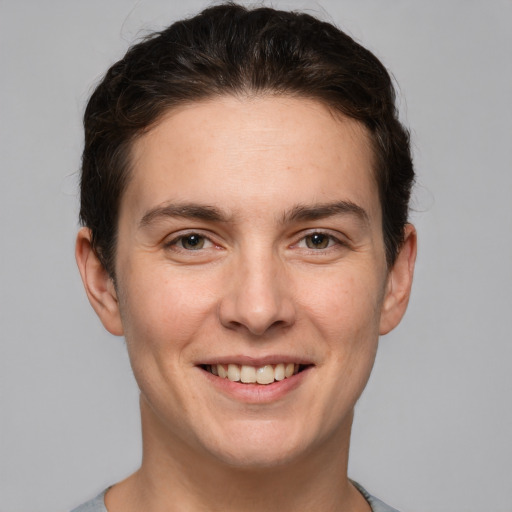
[71,482,400,512]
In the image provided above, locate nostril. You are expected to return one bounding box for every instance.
[221,317,290,337]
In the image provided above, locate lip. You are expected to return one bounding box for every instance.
[197,354,314,366]
[197,362,313,404]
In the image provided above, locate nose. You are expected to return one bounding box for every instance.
[219,250,296,336]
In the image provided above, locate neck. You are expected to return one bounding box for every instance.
[105,396,370,512]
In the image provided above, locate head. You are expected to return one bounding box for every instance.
[79,3,414,278]
[76,3,416,472]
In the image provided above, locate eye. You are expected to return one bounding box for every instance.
[299,232,338,250]
[171,233,212,250]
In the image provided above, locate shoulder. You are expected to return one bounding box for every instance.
[352,481,402,512]
[70,489,108,512]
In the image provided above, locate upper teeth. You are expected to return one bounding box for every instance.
[209,363,299,385]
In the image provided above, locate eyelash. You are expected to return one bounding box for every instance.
[295,231,345,251]
[165,232,216,252]
[164,230,346,253]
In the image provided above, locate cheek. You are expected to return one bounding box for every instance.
[118,267,218,357]
[116,268,220,418]
[297,268,384,342]
[297,266,384,392]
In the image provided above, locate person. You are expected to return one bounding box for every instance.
[73,3,416,511]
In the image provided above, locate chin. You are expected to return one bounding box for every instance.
[210,442,305,470]
[197,418,321,470]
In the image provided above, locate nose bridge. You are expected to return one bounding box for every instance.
[219,241,295,335]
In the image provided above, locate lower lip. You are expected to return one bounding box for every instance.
[198,366,312,403]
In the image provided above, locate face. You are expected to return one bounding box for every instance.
[78,95,415,469]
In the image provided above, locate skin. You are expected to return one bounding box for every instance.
[76,95,416,512]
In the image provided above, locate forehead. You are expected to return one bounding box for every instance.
[123,95,380,224]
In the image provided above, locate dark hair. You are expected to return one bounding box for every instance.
[80,2,414,276]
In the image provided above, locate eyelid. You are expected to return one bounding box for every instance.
[293,229,349,250]
[164,230,219,250]
[162,228,349,251]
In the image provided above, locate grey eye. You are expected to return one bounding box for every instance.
[305,233,330,249]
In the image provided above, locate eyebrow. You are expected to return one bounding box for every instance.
[139,203,230,228]
[282,200,370,225]
[139,200,369,229]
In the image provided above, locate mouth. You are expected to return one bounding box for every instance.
[200,363,310,385]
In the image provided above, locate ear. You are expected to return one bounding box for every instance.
[379,224,417,335]
[75,227,124,336]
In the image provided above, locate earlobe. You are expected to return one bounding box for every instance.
[379,224,417,335]
[75,227,124,336]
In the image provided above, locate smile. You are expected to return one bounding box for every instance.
[203,363,307,385]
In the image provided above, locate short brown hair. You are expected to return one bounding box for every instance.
[80,3,414,276]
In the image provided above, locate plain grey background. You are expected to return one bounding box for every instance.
[1,1,511,511]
